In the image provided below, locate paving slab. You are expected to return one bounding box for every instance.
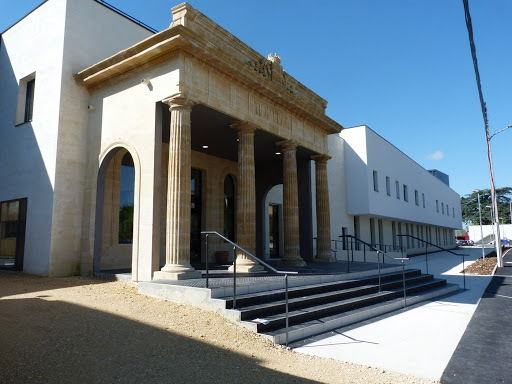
[293,248,494,381]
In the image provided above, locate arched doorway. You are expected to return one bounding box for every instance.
[263,184,284,259]
[94,147,138,274]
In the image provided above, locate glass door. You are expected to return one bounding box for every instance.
[0,198,27,271]
[268,204,280,258]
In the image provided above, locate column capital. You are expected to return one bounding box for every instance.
[276,140,298,152]
[311,154,331,163]
[231,121,258,133]
[162,92,195,111]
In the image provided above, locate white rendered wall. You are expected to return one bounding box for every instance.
[0,0,67,275]
[0,0,154,275]
[343,126,461,230]
[468,224,512,242]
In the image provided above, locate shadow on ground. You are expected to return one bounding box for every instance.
[0,295,320,384]
[0,271,105,298]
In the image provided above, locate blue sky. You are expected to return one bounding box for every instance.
[2,0,510,197]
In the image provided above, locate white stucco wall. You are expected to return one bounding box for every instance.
[0,0,155,275]
[342,126,461,230]
[468,224,512,242]
[0,0,67,275]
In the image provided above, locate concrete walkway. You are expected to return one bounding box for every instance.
[293,247,494,381]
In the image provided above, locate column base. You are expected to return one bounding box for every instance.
[228,260,265,273]
[153,270,202,280]
[313,253,337,263]
[153,263,201,280]
[279,257,306,267]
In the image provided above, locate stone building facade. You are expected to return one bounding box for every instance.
[0,0,461,280]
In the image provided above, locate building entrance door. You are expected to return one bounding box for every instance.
[0,198,27,271]
[190,169,202,265]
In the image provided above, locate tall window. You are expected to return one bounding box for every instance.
[224,175,235,241]
[395,181,400,199]
[369,218,375,246]
[386,176,391,196]
[422,193,425,208]
[373,170,379,192]
[378,219,384,247]
[24,79,35,122]
[446,204,449,216]
[436,200,439,213]
[414,190,419,206]
[403,185,408,202]
[452,207,455,217]
[392,221,397,250]
[397,223,403,249]
[16,73,36,125]
[342,227,348,250]
[118,153,134,244]
[441,202,445,215]
[406,223,410,248]
[353,216,360,250]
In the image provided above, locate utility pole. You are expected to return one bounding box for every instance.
[462,0,509,267]
[473,190,485,259]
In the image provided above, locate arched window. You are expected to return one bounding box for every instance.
[223,175,235,241]
[119,152,134,244]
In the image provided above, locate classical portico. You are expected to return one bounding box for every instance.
[76,3,343,281]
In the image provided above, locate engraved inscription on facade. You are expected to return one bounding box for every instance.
[246,57,295,95]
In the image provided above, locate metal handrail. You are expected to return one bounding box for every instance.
[396,234,467,289]
[201,231,297,346]
[339,235,410,307]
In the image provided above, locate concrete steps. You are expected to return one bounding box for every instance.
[138,267,459,345]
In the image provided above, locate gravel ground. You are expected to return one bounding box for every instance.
[0,272,437,384]
[462,257,496,275]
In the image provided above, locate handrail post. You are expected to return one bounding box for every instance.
[205,234,209,289]
[377,251,382,292]
[462,253,466,290]
[285,274,289,347]
[425,240,429,274]
[348,237,352,273]
[402,259,407,308]
[233,245,237,309]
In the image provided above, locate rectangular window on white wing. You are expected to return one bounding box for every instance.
[373,170,379,192]
[16,73,36,125]
[386,176,391,196]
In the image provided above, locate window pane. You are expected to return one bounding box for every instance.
[119,153,134,244]
[24,79,35,122]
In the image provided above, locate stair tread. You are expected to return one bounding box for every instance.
[237,274,433,312]
[264,283,459,337]
[247,279,446,324]
[223,269,422,302]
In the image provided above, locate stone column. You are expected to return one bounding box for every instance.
[312,154,334,262]
[154,94,200,280]
[230,122,263,272]
[277,140,306,266]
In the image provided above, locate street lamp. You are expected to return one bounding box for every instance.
[473,189,485,259]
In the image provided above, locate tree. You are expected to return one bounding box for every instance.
[461,188,512,226]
